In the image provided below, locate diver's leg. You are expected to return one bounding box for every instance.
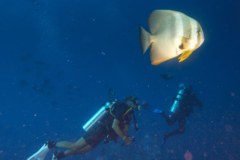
[64,145,93,156]
[53,145,93,159]
[165,117,186,139]
[53,126,107,159]
[161,113,177,126]
[55,141,74,149]
[55,137,88,151]
[160,117,185,148]
[52,138,89,159]
[178,117,186,133]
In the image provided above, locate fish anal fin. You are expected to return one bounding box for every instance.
[150,42,176,65]
[151,58,172,65]
[178,49,194,62]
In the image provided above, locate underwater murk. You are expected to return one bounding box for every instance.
[0,0,239,160]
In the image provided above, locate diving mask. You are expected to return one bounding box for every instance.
[132,99,141,111]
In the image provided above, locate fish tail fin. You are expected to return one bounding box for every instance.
[139,25,152,54]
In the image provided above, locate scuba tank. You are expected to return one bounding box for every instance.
[170,88,186,113]
[83,101,116,132]
[83,99,139,144]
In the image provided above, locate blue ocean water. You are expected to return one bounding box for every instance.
[0,0,239,160]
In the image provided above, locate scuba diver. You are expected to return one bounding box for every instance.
[143,84,203,148]
[27,95,140,160]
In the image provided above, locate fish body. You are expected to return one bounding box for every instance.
[160,74,175,80]
[139,10,204,65]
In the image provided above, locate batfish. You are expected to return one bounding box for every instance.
[139,10,204,65]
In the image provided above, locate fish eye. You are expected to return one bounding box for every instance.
[197,31,201,35]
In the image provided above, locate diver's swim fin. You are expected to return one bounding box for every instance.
[27,143,50,160]
[159,139,166,149]
[27,140,56,160]
[159,133,169,148]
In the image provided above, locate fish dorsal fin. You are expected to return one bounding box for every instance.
[148,10,176,35]
[178,49,195,62]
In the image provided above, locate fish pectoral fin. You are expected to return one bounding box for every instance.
[179,37,190,50]
[178,49,194,62]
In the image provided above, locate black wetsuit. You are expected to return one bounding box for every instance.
[83,102,133,148]
[162,90,202,139]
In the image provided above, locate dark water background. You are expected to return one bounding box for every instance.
[0,0,239,160]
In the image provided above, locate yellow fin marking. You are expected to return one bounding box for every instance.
[178,49,194,62]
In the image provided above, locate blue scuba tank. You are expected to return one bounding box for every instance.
[170,89,186,113]
[83,101,116,132]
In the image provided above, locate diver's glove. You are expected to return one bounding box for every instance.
[121,137,135,146]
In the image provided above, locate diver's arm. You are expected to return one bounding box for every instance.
[193,94,203,110]
[142,102,163,114]
[123,124,130,137]
[112,119,127,139]
[112,119,132,145]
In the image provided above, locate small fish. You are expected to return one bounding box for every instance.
[160,74,175,80]
[34,1,39,5]
[67,84,74,89]
[32,85,39,91]
[45,91,52,97]
[20,52,32,62]
[108,88,115,98]
[139,10,204,65]
[41,78,50,88]
[22,68,31,74]
[19,80,29,86]
[35,61,49,70]
[35,61,46,65]
[32,85,44,94]
[69,97,74,101]
[75,86,81,92]
[66,91,73,95]
[57,72,64,78]
[48,85,55,90]
[35,71,43,77]
[50,101,58,106]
